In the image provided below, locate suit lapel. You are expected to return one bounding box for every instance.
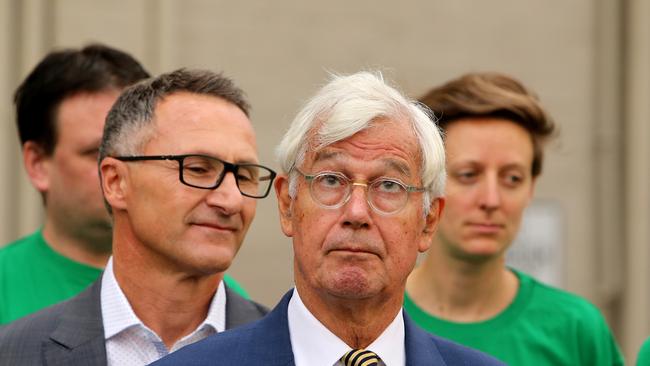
[44,279,107,366]
[248,290,296,365]
[224,286,266,329]
[404,312,447,366]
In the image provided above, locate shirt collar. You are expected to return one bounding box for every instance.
[101,257,226,341]
[287,288,405,366]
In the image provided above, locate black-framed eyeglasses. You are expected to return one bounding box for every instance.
[294,168,425,215]
[114,154,276,198]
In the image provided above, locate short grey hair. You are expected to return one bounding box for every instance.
[99,68,249,161]
[276,71,446,214]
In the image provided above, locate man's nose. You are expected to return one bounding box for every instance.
[205,172,244,214]
[341,183,371,229]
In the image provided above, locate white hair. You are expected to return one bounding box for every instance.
[276,71,445,214]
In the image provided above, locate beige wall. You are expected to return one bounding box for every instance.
[622,0,650,359]
[0,0,647,361]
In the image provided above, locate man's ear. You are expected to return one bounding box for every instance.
[274,175,294,237]
[22,141,51,193]
[100,157,129,211]
[419,197,445,253]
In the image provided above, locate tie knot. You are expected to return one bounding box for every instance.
[341,349,380,366]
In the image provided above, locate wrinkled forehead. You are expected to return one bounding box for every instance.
[302,118,422,173]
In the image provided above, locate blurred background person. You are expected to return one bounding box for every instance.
[405,72,624,366]
[0,44,150,324]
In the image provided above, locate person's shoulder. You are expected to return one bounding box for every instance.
[519,271,605,319]
[0,282,104,365]
[428,333,506,365]
[404,312,505,365]
[0,279,99,335]
[0,297,69,357]
[638,336,650,365]
[243,298,269,318]
[224,285,269,329]
[226,287,269,315]
[404,314,504,366]
[154,291,294,366]
[0,231,40,259]
[152,319,267,365]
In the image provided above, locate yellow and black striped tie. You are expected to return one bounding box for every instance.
[341,349,380,366]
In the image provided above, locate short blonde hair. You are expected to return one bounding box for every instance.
[420,72,555,177]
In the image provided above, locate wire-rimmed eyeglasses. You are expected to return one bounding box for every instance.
[114,154,276,198]
[294,168,425,215]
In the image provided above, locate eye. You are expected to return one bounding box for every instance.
[185,165,210,174]
[375,179,403,193]
[503,173,524,187]
[454,170,478,183]
[316,173,346,189]
[237,167,258,183]
[183,159,214,175]
[81,147,100,159]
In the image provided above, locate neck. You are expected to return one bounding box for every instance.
[112,225,222,349]
[406,239,518,322]
[295,280,402,349]
[41,220,110,268]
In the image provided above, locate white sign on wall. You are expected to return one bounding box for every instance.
[506,199,565,288]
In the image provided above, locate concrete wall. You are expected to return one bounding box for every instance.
[0,0,647,361]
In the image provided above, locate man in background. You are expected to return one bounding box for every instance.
[0,44,149,324]
[0,68,274,365]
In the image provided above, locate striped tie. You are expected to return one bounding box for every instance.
[341,349,380,366]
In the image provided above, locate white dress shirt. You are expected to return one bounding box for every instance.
[287,288,405,366]
[101,257,226,366]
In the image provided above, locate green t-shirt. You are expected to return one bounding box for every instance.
[637,337,650,365]
[0,230,249,325]
[404,270,624,366]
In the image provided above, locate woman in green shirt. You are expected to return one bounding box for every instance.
[406,72,623,366]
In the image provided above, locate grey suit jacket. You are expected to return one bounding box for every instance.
[0,277,268,366]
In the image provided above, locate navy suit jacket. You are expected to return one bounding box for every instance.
[153,290,505,366]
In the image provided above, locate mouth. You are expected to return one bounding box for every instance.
[192,222,238,232]
[328,247,379,258]
[466,222,504,234]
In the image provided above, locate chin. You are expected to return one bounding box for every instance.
[186,250,236,275]
[444,240,503,263]
[322,268,381,299]
[189,260,231,276]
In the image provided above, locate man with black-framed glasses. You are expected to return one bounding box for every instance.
[0,69,274,365]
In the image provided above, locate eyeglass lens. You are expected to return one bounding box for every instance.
[310,173,408,214]
[181,155,273,197]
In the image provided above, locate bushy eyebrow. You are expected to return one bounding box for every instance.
[313,150,412,177]
[449,160,529,172]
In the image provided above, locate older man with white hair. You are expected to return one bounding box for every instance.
[154,71,505,366]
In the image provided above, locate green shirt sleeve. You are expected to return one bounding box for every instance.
[637,337,650,366]
[575,301,624,366]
